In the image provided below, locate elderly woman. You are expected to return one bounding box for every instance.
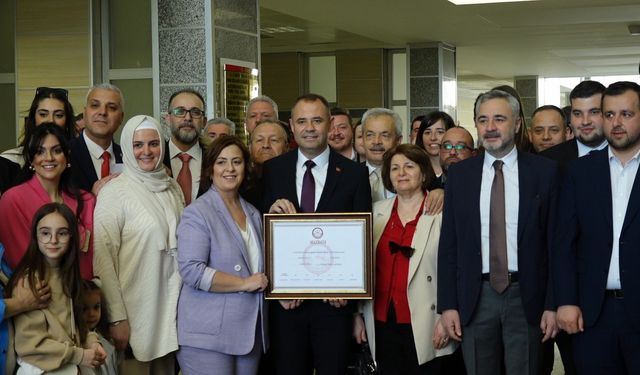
[415,111,455,187]
[1,87,76,166]
[354,144,459,374]
[176,136,268,375]
[0,123,95,279]
[93,115,184,375]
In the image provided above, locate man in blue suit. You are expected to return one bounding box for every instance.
[438,89,559,375]
[554,81,640,374]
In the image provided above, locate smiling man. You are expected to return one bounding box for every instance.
[163,89,206,205]
[438,89,559,375]
[328,107,356,160]
[362,108,402,202]
[261,93,371,375]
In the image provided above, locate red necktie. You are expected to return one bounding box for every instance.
[300,160,316,213]
[101,151,110,178]
[177,153,192,205]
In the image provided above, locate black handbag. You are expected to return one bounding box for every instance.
[347,342,378,375]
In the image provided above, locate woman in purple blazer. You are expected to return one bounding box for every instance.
[176,136,268,375]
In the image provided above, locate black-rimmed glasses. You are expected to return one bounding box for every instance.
[36,87,69,99]
[170,107,205,119]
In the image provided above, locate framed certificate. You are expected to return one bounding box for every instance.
[263,213,373,299]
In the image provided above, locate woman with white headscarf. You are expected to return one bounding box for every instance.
[93,115,184,375]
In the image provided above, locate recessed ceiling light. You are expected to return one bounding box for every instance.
[448,0,538,4]
[629,24,640,36]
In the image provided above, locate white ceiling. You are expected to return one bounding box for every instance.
[259,0,640,81]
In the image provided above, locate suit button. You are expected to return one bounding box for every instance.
[427,276,432,282]
[234,264,242,272]
[431,304,436,311]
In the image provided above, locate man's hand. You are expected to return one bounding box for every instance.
[91,174,120,196]
[425,188,444,215]
[279,299,303,310]
[441,309,463,342]
[269,199,297,214]
[540,310,558,342]
[109,320,130,351]
[557,305,583,334]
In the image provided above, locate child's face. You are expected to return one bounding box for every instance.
[83,290,102,330]
[36,212,70,266]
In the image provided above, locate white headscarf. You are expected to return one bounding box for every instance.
[119,115,184,254]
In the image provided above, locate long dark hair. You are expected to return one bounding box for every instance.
[81,280,110,339]
[20,87,76,147]
[415,111,455,151]
[198,135,251,197]
[6,203,88,343]
[19,123,85,222]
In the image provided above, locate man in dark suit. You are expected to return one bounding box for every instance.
[554,81,640,374]
[541,80,607,170]
[162,89,206,204]
[438,89,559,375]
[262,93,371,375]
[70,83,124,193]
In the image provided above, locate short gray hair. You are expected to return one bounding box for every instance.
[86,83,125,112]
[361,108,402,137]
[205,117,235,135]
[474,90,520,121]
[246,95,279,119]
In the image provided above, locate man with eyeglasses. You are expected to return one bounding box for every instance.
[439,126,475,180]
[163,89,207,205]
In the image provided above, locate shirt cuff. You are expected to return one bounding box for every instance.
[198,268,216,292]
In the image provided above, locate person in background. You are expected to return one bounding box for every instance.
[492,85,534,153]
[0,124,95,280]
[1,87,76,166]
[415,111,456,187]
[410,115,426,144]
[328,107,357,161]
[177,136,268,375]
[203,117,235,141]
[354,144,461,374]
[528,105,569,153]
[82,279,119,375]
[94,115,183,375]
[354,120,366,162]
[244,96,279,136]
[439,126,475,182]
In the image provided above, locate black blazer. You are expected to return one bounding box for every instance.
[553,149,640,329]
[540,139,578,172]
[69,132,123,192]
[261,148,372,214]
[437,151,559,326]
[0,157,20,194]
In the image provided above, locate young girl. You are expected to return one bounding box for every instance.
[7,202,106,374]
[82,280,118,375]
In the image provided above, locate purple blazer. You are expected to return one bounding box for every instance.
[176,187,267,355]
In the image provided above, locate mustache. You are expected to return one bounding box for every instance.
[369,145,385,152]
[483,131,500,138]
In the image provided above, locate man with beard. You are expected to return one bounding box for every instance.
[554,81,640,375]
[163,89,206,205]
[328,107,357,161]
[438,89,558,375]
[439,126,475,183]
[542,80,607,170]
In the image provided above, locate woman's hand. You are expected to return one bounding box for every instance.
[278,300,303,310]
[353,313,368,344]
[109,320,130,351]
[269,199,297,214]
[17,279,51,311]
[432,317,450,349]
[243,273,268,292]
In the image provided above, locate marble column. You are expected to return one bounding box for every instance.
[514,76,539,126]
[154,0,259,141]
[407,43,457,131]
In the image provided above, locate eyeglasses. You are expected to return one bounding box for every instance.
[170,107,204,119]
[441,143,472,151]
[36,87,69,99]
[37,229,71,244]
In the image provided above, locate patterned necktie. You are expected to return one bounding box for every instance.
[300,160,316,213]
[369,168,385,202]
[100,151,110,178]
[489,160,509,293]
[177,153,192,205]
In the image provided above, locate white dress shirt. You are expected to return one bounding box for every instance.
[577,139,608,158]
[606,147,640,290]
[168,140,202,200]
[480,146,520,274]
[366,161,395,201]
[83,131,117,178]
[295,147,330,211]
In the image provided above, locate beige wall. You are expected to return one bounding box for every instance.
[336,49,384,109]
[14,0,91,145]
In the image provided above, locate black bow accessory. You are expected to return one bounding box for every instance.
[389,241,415,258]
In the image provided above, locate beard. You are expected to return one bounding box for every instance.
[172,123,198,144]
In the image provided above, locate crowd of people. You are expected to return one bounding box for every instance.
[0,78,638,375]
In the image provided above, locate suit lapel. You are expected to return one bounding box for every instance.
[621,157,640,233]
[408,210,435,283]
[517,153,534,243]
[113,142,123,163]
[243,199,264,271]
[592,151,614,229]
[76,134,99,183]
[317,150,341,212]
[468,156,484,251]
[212,190,251,268]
